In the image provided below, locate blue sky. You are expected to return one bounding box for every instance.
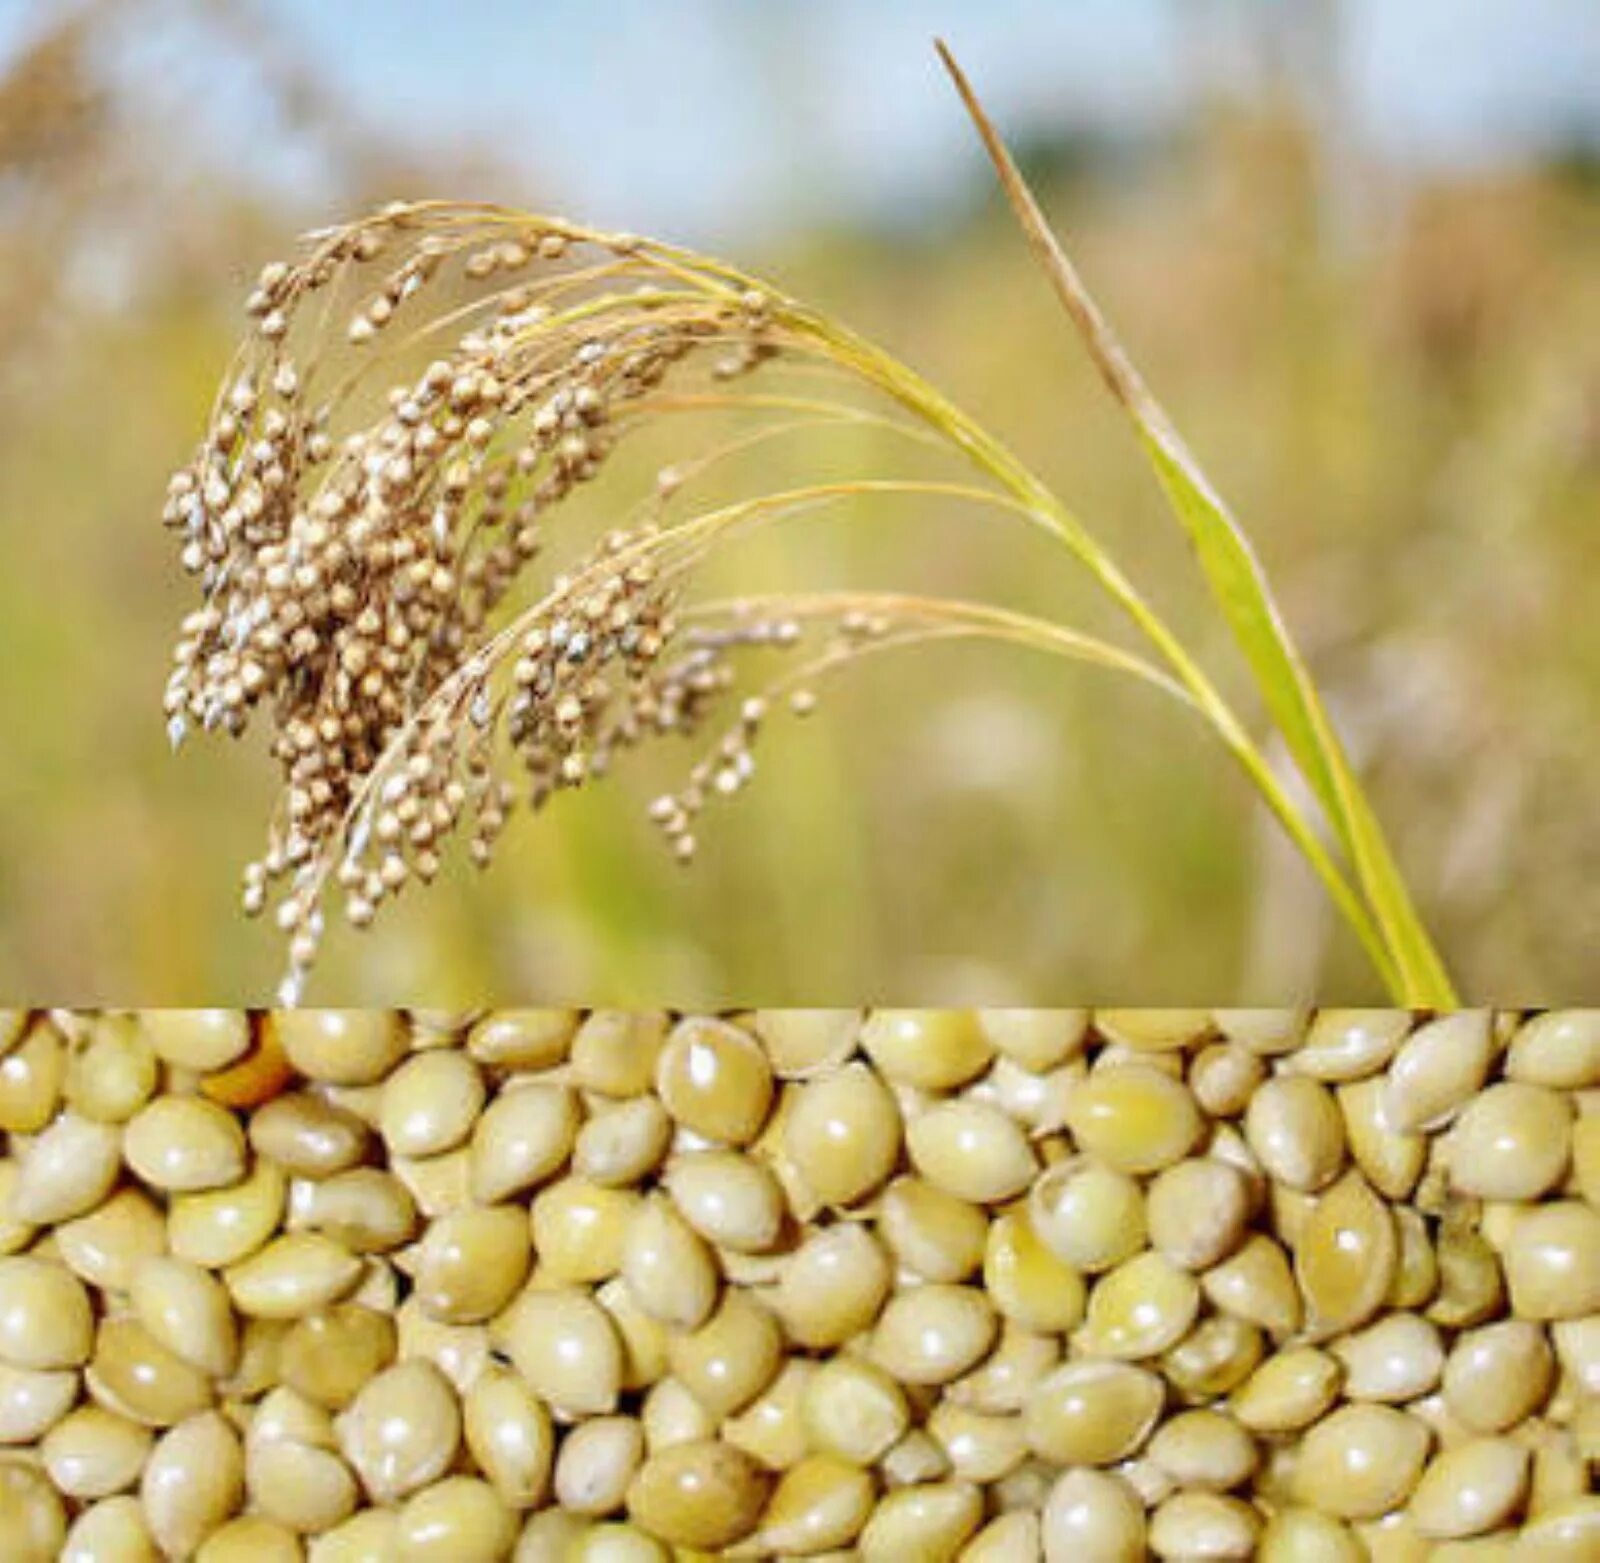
[7,0,1599,242]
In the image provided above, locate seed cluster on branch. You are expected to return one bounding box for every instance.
[162,203,995,999]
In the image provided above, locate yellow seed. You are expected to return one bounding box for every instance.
[1160,1315,1265,1404]
[196,1515,302,1563]
[876,1176,988,1283]
[61,1494,155,1563]
[1441,1082,1572,1201]
[721,1358,812,1471]
[65,1017,158,1124]
[0,1254,93,1369]
[625,1439,770,1550]
[410,1203,530,1324]
[280,1305,398,1412]
[337,1359,459,1503]
[1386,1205,1439,1312]
[1042,1466,1146,1561]
[1293,1010,1413,1081]
[1146,1158,1253,1272]
[124,1096,246,1192]
[983,1209,1086,1334]
[555,1416,645,1515]
[139,1011,252,1073]
[1203,1234,1302,1339]
[802,1355,909,1465]
[465,1009,578,1070]
[1213,1008,1311,1055]
[379,1051,485,1158]
[592,1275,670,1393]
[905,1099,1037,1203]
[1339,1077,1427,1202]
[1245,1075,1347,1191]
[250,1092,370,1179]
[654,1017,776,1147]
[978,1009,1091,1071]
[1381,1011,1492,1134]
[1189,1043,1268,1118]
[1504,1010,1600,1090]
[783,1064,902,1207]
[462,1367,553,1508]
[12,1112,123,1224]
[1024,1360,1164,1465]
[395,1476,515,1563]
[857,1479,983,1559]
[0,1360,76,1443]
[1428,1215,1507,1329]
[1230,1347,1343,1434]
[1332,1312,1443,1404]
[495,1286,622,1417]
[299,1168,417,1254]
[1409,1438,1529,1540]
[468,1083,580,1204]
[870,1283,996,1386]
[758,1454,875,1553]
[1511,1497,1600,1560]
[879,1428,952,1487]
[1029,1158,1147,1273]
[226,1233,362,1319]
[1150,1492,1261,1559]
[1296,1172,1398,1337]
[569,1012,668,1098]
[1146,1407,1259,1495]
[752,1009,863,1077]
[0,1456,68,1560]
[140,1410,243,1557]
[88,1317,216,1427]
[666,1290,780,1420]
[1095,1010,1211,1053]
[390,1151,470,1228]
[41,1405,153,1499]
[1551,1315,1600,1397]
[925,1400,1027,1483]
[1293,1404,1431,1520]
[1078,1250,1200,1360]
[975,1511,1048,1563]
[619,1195,718,1330]
[977,1054,1078,1135]
[661,1150,783,1253]
[636,1375,713,1452]
[0,1022,65,1133]
[201,1023,294,1111]
[859,1010,994,1090]
[575,1098,672,1188]
[271,1012,407,1087]
[168,1159,287,1269]
[304,1506,398,1562]
[130,1255,239,1378]
[1257,1507,1366,1563]
[530,1181,638,1285]
[1441,1320,1554,1434]
[1064,1064,1202,1174]
[1501,1201,1600,1319]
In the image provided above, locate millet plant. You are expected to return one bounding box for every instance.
[162,46,1455,1005]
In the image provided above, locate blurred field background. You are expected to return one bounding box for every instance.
[1,0,1597,1002]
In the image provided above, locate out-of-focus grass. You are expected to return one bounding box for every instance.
[0,26,1597,1000]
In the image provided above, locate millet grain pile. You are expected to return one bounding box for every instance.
[0,1008,1595,1559]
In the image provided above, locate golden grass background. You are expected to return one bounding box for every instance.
[1,5,1597,1000]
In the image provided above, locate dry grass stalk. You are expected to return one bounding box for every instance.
[163,49,1455,1004]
